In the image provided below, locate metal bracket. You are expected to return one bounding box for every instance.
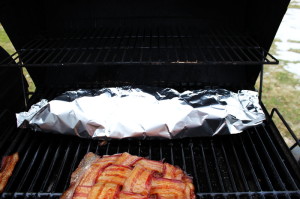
[258,65,264,102]
[19,66,28,109]
[270,108,300,149]
[257,49,265,102]
[17,52,28,109]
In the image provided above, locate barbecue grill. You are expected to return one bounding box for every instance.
[0,0,300,198]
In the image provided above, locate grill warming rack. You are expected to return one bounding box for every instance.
[0,26,278,67]
[0,89,300,199]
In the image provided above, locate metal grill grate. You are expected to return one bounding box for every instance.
[0,26,278,67]
[0,89,300,199]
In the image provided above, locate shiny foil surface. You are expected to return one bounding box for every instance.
[16,87,265,139]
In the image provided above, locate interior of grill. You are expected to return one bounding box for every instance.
[0,86,299,199]
[1,0,300,198]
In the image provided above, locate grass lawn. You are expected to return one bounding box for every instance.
[0,23,299,146]
[0,24,35,93]
[0,24,15,54]
[290,1,300,9]
[260,64,300,146]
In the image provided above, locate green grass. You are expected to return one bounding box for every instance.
[259,64,300,146]
[0,24,15,54]
[289,5,300,8]
[274,38,282,43]
[0,23,35,92]
[288,39,300,43]
[289,48,300,53]
[289,0,300,9]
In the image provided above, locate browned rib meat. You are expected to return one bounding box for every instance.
[0,152,19,193]
[60,152,101,199]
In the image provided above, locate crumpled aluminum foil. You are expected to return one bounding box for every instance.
[16,87,265,139]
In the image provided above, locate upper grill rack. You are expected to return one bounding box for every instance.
[0,26,278,67]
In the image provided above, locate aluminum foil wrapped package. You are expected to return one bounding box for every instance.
[16,87,265,139]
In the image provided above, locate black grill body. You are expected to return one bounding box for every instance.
[0,0,300,198]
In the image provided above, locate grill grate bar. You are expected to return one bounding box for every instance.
[16,141,43,192]
[210,36,227,62]
[222,29,254,62]
[196,191,300,197]
[252,127,287,190]
[230,139,250,192]
[217,29,244,62]
[159,142,163,160]
[238,135,263,192]
[32,39,66,64]
[246,131,275,190]
[42,36,78,64]
[138,28,145,63]
[11,45,276,51]
[189,141,201,192]
[103,27,120,63]
[50,140,72,193]
[82,30,100,64]
[148,142,152,159]
[120,27,131,63]
[21,39,41,50]
[12,39,42,64]
[195,39,208,62]
[238,35,266,62]
[4,132,36,192]
[21,40,53,64]
[95,141,101,154]
[220,142,238,192]
[255,126,299,190]
[0,26,278,67]
[112,28,126,63]
[40,140,63,192]
[94,28,113,63]
[27,142,52,192]
[169,142,174,165]
[126,141,131,154]
[116,141,121,154]
[0,127,17,156]
[2,191,300,198]
[199,141,213,192]
[212,31,234,62]
[237,35,263,62]
[180,142,187,172]
[138,141,142,156]
[105,141,111,155]
[75,32,93,64]
[86,140,93,153]
[0,52,19,65]
[185,30,198,62]
[210,141,226,192]
[261,125,299,189]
